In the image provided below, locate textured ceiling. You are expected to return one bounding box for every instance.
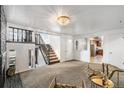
[4,5,124,35]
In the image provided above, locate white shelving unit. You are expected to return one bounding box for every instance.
[8,50,16,68]
[6,50,16,76]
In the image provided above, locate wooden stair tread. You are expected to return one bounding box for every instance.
[50,59,59,62]
[49,56,57,58]
[40,44,60,64]
[49,61,60,64]
[48,54,56,57]
[49,56,58,60]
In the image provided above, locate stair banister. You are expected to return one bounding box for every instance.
[35,34,50,64]
[108,69,124,87]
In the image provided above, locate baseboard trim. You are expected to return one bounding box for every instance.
[64,59,81,62]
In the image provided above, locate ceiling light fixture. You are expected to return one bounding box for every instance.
[57,15,70,26]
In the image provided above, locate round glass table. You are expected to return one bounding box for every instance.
[90,75,114,88]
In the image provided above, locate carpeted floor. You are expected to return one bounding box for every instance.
[20,61,124,88]
[4,61,124,88]
[4,73,23,88]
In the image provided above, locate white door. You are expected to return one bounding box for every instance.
[60,36,73,62]
[66,39,73,60]
[60,36,66,62]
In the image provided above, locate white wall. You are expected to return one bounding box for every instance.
[49,35,60,59]
[6,43,35,73]
[103,33,124,69]
[73,37,90,62]
[37,48,46,67]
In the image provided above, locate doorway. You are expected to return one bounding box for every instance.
[90,36,103,63]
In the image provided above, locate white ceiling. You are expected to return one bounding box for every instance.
[4,5,124,35]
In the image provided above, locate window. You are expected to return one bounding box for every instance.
[14,29,17,42]
[26,31,32,42]
[23,30,26,42]
[18,29,22,42]
[26,31,29,42]
[7,28,13,41]
[29,31,32,42]
[7,27,33,43]
[35,34,39,44]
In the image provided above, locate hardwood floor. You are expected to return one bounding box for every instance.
[90,55,103,63]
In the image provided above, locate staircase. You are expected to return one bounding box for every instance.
[35,34,60,65]
[46,44,60,64]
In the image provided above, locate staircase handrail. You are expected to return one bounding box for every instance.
[108,69,124,79]
[35,34,50,64]
[38,34,49,50]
